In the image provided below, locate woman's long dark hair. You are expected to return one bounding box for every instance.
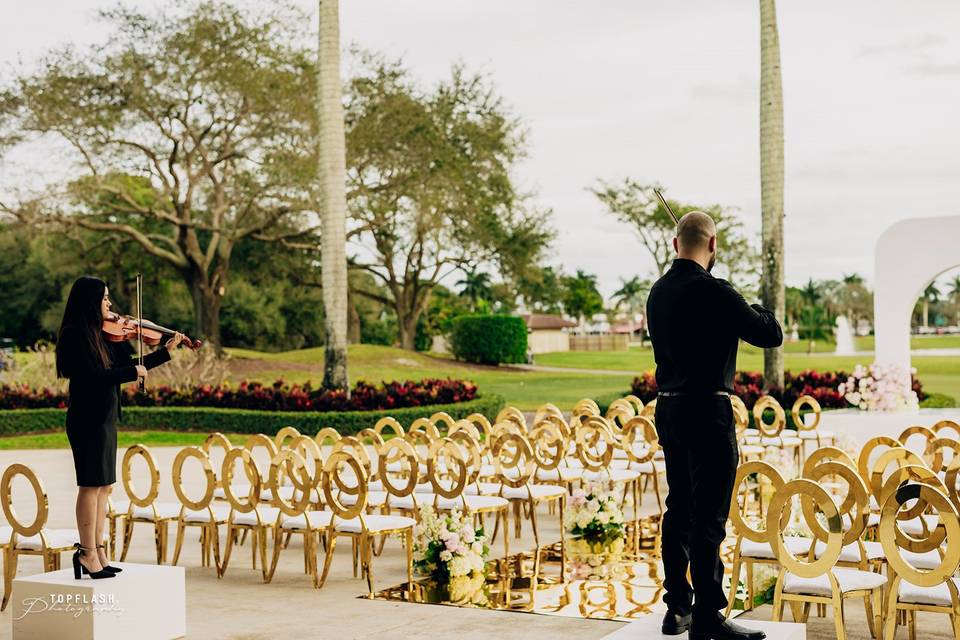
[55,276,112,378]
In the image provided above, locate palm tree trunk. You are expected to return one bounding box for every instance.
[759,0,785,390]
[318,0,350,391]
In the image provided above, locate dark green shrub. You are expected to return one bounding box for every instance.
[920,393,957,408]
[0,395,505,437]
[450,315,527,365]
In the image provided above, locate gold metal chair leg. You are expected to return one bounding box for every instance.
[171,521,187,566]
[833,593,848,640]
[317,531,338,589]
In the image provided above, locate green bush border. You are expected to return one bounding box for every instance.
[450,315,527,365]
[0,395,505,437]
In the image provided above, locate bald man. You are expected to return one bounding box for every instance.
[646,211,782,640]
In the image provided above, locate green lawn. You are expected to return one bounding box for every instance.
[0,430,250,450]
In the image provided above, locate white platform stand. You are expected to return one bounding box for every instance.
[601,617,805,640]
[11,562,185,640]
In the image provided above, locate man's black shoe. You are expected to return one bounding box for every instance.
[689,612,766,640]
[661,610,691,635]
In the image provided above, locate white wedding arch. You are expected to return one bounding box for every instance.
[874,215,960,379]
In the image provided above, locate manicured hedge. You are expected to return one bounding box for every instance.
[0,395,505,437]
[450,315,527,365]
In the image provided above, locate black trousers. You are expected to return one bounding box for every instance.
[654,394,738,619]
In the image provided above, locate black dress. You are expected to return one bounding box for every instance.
[59,327,171,487]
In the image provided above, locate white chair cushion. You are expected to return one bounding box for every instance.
[740,445,764,456]
[16,528,78,551]
[500,484,566,500]
[260,486,322,503]
[340,491,388,508]
[182,504,232,523]
[798,430,835,440]
[741,536,812,560]
[213,485,251,500]
[536,467,584,482]
[582,469,641,483]
[231,506,282,526]
[744,428,760,437]
[280,511,333,531]
[385,493,424,510]
[898,577,960,606]
[334,514,415,534]
[130,503,182,521]
[0,525,12,545]
[783,567,887,596]
[630,460,666,475]
[463,482,504,496]
[745,437,802,447]
[898,515,941,536]
[813,540,885,563]
[385,461,428,474]
[436,495,509,512]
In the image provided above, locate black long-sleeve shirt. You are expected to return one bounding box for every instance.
[646,258,783,394]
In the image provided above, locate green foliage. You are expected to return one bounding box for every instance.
[591,179,760,295]
[920,393,957,408]
[562,270,603,323]
[0,395,505,437]
[345,51,553,348]
[450,316,528,365]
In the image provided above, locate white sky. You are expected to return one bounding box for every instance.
[3,0,960,297]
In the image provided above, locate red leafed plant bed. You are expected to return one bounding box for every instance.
[630,369,925,410]
[0,379,478,412]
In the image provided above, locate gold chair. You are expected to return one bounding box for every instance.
[880,480,960,640]
[746,396,803,471]
[0,464,78,611]
[769,478,887,640]
[496,406,528,432]
[897,425,938,465]
[726,460,808,615]
[618,416,665,518]
[318,449,415,598]
[793,395,834,458]
[266,441,331,587]
[169,446,229,568]
[218,447,281,581]
[117,444,182,563]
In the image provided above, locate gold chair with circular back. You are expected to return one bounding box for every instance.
[768,478,887,640]
[879,479,960,640]
[218,447,281,581]
[267,442,332,587]
[793,394,835,457]
[746,396,803,471]
[318,449,415,598]
[0,464,79,611]
[170,446,230,569]
[117,444,182,564]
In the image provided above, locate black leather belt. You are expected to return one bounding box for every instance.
[657,391,730,397]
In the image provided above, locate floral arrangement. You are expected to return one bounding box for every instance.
[0,378,477,412]
[837,363,920,412]
[412,505,489,596]
[564,484,627,580]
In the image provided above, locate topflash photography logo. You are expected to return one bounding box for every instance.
[15,593,123,620]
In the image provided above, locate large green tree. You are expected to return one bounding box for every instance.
[562,270,604,329]
[0,2,318,349]
[344,54,553,349]
[759,0,786,389]
[591,180,760,294]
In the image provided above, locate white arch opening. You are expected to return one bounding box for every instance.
[874,215,960,385]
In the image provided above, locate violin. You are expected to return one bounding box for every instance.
[102,313,202,351]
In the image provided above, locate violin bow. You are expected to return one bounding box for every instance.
[136,273,145,392]
[653,188,680,225]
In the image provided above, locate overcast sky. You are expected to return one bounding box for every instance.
[3,0,959,297]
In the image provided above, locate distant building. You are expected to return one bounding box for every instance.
[522,314,578,354]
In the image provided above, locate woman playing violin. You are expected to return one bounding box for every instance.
[54,276,184,579]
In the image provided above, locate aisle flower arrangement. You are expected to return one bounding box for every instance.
[412,506,489,603]
[564,484,627,580]
[837,363,920,412]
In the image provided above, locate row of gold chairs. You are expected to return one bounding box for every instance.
[727,419,960,640]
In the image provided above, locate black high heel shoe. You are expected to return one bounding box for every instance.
[72,543,117,580]
[97,544,122,573]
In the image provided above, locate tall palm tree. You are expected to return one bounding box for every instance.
[318,0,349,391]
[922,282,941,328]
[950,275,960,324]
[612,276,651,317]
[456,269,493,311]
[759,0,785,390]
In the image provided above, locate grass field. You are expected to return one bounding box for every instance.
[1,340,956,451]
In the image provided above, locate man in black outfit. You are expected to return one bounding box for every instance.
[646,211,783,640]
